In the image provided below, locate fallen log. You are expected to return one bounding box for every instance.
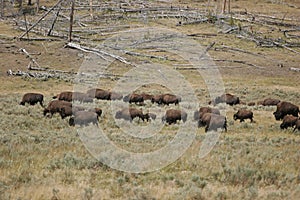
[19,48,42,68]
[66,42,132,65]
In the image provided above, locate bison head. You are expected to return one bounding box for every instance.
[233,113,238,121]
[19,101,25,106]
[273,111,282,121]
[43,108,49,116]
[280,123,286,129]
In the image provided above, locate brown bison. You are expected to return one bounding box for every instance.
[87,88,111,100]
[210,93,240,106]
[115,108,147,122]
[198,113,227,132]
[43,100,72,117]
[280,115,298,129]
[151,94,181,105]
[73,92,93,103]
[273,101,299,120]
[20,93,44,106]
[261,98,280,106]
[123,93,144,104]
[151,94,163,105]
[294,119,300,132]
[161,94,181,105]
[53,91,73,101]
[194,106,220,121]
[69,111,98,126]
[233,109,254,122]
[89,108,102,117]
[54,91,93,103]
[60,106,102,119]
[162,109,187,124]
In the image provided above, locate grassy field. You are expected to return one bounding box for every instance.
[0,0,300,199]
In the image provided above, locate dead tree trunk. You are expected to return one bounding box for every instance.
[222,0,230,14]
[89,0,93,20]
[47,3,61,36]
[36,0,39,13]
[0,0,3,17]
[68,0,75,42]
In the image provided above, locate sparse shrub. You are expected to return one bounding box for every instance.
[83,187,93,200]
[61,169,74,184]
[216,191,227,200]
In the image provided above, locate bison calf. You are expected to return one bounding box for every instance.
[280,115,298,130]
[44,100,72,117]
[115,108,147,122]
[20,93,44,107]
[194,106,220,121]
[162,109,187,125]
[210,93,240,106]
[233,109,254,122]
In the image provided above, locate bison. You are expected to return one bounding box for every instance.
[151,94,163,105]
[280,115,298,129]
[198,113,227,132]
[273,101,299,120]
[54,91,93,103]
[87,88,110,100]
[20,93,44,107]
[123,93,144,104]
[115,108,147,122]
[261,98,281,106]
[69,111,98,126]
[60,106,102,119]
[162,109,187,125]
[43,100,72,117]
[161,94,181,105]
[53,91,73,101]
[194,106,220,121]
[210,93,240,106]
[72,92,93,103]
[233,109,254,122]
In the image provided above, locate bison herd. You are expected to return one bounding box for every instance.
[19,91,300,132]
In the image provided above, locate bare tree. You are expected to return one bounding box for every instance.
[222,0,231,14]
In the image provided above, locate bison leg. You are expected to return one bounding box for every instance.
[39,101,44,107]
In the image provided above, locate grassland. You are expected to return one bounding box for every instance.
[0,0,300,199]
